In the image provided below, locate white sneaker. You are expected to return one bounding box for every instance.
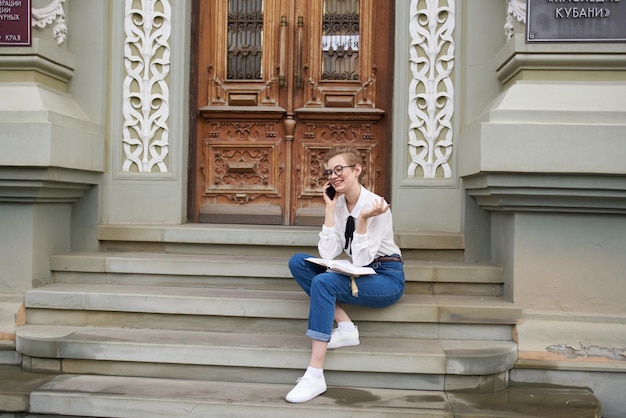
[285,374,327,403]
[327,326,360,349]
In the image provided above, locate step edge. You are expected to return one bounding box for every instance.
[24,285,521,324]
[16,325,517,376]
[29,374,452,417]
[97,224,466,250]
[50,253,503,283]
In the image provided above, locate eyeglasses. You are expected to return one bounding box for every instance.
[323,165,356,179]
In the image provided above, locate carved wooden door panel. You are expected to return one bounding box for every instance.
[192,0,393,225]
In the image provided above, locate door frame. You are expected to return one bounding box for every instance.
[187,0,395,224]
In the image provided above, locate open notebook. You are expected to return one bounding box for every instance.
[305,257,376,276]
[305,258,376,297]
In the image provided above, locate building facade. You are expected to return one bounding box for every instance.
[1,0,625,415]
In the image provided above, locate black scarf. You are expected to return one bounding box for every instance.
[344,215,355,254]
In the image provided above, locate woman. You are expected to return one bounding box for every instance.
[285,145,405,403]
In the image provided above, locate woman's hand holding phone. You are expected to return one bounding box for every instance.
[325,184,336,200]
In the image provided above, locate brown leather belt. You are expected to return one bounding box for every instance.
[374,255,403,263]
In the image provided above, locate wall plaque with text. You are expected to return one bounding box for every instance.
[527,0,626,42]
[0,0,31,46]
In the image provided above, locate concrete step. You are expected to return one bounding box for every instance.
[0,340,21,366]
[3,369,599,418]
[24,308,514,344]
[0,366,57,413]
[24,283,520,327]
[30,374,452,417]
[97,224,466,261]
[50,252,504,296]
[16,325,517,381]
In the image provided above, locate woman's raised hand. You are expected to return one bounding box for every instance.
[360,198,390,219]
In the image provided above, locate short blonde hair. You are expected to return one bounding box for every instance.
[325,146,364,182]
[325,146,361,165]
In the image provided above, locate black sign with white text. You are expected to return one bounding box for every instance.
[0,0,31,46]
[527,0,626,42]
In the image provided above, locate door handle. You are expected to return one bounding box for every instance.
[295,16,304,88]
[279,15,287,87]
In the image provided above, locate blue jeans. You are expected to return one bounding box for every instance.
[288,253,405,342]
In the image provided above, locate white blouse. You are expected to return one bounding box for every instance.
[318,186,401,267]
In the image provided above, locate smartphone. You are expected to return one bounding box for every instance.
[325,184,336,200]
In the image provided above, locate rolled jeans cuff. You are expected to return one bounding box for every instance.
[306,329,331,342]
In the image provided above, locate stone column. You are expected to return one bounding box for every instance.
[461,1,626,413]
[0,0,104,343]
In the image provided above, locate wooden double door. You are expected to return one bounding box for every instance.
[190,0,394,225]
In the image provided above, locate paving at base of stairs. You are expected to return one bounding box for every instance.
[0,366,601,417]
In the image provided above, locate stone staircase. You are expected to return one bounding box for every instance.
[3,225,602,417]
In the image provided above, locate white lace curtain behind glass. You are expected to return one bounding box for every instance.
[226,0,360,81]
[322,0,360,80]
[227,0,263,80]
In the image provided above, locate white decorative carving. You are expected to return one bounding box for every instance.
[32,0,67,45]
[122,0,171,173]
[407,0,455,179]
[505,0,527,40]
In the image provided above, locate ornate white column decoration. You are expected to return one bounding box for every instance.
[122,0,171,173]
[31,0,67,45]
[407,0,455,179]
[505,0,526,40]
